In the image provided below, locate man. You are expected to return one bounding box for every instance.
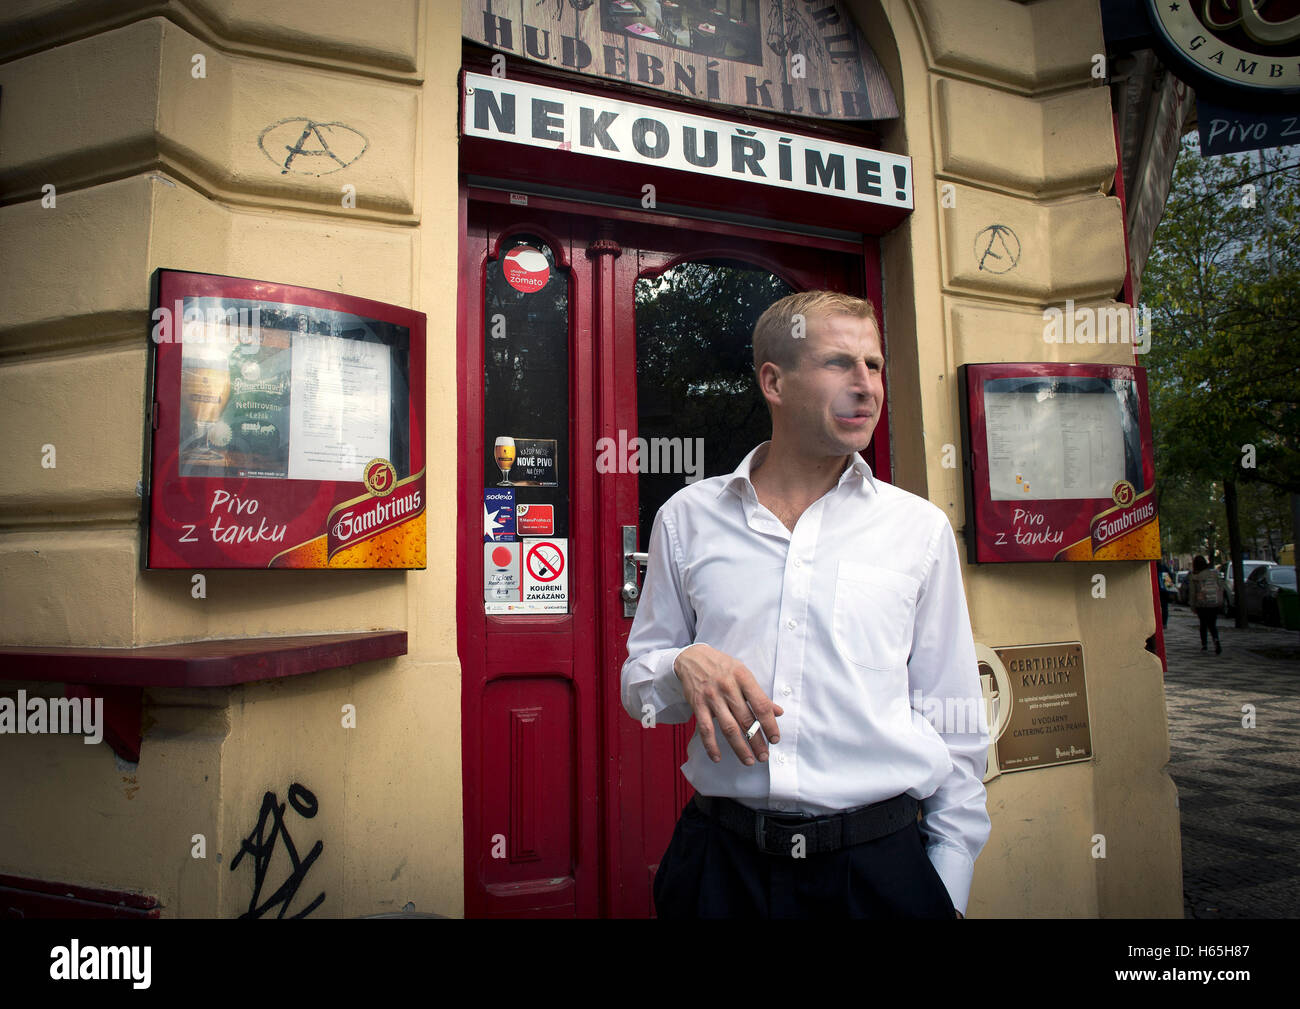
[621,290,990,919]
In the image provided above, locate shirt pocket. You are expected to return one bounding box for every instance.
[831,561,920,670]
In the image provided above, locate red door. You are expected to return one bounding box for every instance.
[459,190,884,917]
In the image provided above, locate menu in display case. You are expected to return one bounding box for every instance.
[958,363,1160,563]
[146,270,426,569]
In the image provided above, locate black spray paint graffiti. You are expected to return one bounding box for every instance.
[230,782,325,918]
[974,224,1021,274]
[258,118,368,176]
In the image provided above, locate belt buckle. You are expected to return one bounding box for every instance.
[754,808,811,855]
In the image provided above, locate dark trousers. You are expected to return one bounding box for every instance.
[653,798,958,919]
[1195,606,1221,647]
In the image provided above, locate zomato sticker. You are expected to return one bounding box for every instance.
[503,246,549,293]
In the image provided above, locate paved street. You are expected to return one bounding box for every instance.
[1161,601,1300,917]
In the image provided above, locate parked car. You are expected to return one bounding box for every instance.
[1241,564,1297,626]
[1176,570,1191,605]
[1218,559,1276,614]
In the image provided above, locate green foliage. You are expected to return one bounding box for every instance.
[633,260,793,537]
[1142,137,1299,555]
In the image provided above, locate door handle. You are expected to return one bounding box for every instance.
[621,527,646,617]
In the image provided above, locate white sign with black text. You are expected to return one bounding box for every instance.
[462,72,912,210]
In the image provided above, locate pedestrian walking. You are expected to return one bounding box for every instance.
[1187,555,1226,654]
[1156,557,1174,628]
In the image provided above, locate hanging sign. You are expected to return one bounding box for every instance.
[1144,0,1300,107]
[462,73,912,209]
[144,270,426,569]
[463,0,898,122]
[1197,97,1300,155]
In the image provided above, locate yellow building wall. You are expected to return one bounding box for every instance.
[0,0,1180,918]
[854,0,1182,916]
[0,0,463,917]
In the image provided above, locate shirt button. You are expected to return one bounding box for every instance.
[777,754,788,764]
[774,801,789,811]
[787,618,797,629]
[793,558,802,567]
[782,685,793,696]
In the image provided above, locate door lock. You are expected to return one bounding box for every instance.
[622,526,648,618]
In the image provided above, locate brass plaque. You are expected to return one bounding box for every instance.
[987,642,1091,773]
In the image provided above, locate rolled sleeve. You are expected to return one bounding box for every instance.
[621,508,695,725]
[908,515,992,916]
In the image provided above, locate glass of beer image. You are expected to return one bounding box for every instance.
[180,338,233,469]
[494,436,516,486]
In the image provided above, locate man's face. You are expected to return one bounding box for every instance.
[770,312,884,458]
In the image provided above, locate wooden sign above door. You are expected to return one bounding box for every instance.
[463,0,899,122]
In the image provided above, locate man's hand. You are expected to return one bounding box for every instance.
[673,643,783,766]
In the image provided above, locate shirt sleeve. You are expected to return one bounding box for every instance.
[620,506,696,726]
[907,514,992,916]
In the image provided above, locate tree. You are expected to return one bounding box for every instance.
[1142,137,1299,625]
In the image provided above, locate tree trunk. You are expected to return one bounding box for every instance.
[1225,477,1246,627]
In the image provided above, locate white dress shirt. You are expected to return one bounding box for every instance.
[621,441,991,914]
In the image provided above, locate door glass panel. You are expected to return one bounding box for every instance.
[484,233,570,611]
[634,259,793,544]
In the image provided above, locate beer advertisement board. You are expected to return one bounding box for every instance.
[958,362,1160,564]
[144,270,427,569]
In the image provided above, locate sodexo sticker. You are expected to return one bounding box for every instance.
[503,245,550,293]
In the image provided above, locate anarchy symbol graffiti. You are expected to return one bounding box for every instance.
[258,118,369,176]
[973,224,1021,274]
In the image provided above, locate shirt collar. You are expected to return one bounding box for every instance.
[716,441,879,500]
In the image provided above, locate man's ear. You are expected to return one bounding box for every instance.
[757,361,783,408]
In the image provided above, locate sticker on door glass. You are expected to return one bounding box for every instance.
[484,541,521,603]
[483,488,515,541]
[516,503,554,535]
[523,538,567,611]
[511,438,558,486]
[485,538,568,613]
[502,245,550,293]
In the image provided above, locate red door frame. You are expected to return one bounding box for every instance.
[459,181,893,918]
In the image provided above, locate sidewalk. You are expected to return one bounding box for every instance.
[1161,602,1300,918]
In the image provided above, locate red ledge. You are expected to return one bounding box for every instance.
[0,873,161,919]
[0,631,407,688]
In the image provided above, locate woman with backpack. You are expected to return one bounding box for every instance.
[1188,555,1227,654]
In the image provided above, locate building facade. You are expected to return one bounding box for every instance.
[0,0,1182,917]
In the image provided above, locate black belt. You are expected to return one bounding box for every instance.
[691,792,918,856]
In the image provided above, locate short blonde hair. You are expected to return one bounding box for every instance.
[752,290,878,374]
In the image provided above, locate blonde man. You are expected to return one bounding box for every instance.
[622,290,990,919]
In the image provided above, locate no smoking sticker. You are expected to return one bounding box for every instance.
[526,541,564,581]
[523,538,567,610]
